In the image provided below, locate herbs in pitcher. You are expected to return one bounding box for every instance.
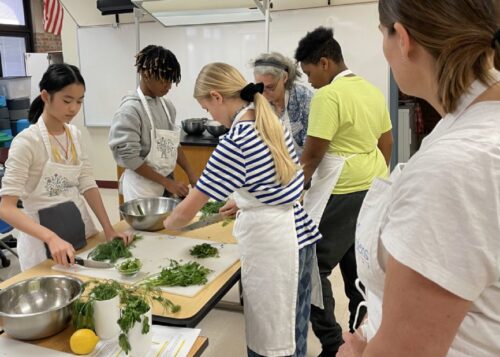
[72,279,181,355]
[190,243,219,258]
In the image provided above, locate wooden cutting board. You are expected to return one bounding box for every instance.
[52,232,240,297]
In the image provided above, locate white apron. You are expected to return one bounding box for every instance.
[302,69,356,309]
[355,74,496,340]
[18,119,97,271]
[231,107,299,356]
[121,88,180,201]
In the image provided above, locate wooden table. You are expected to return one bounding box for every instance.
[0,219,240,329]
[0,327,208,356]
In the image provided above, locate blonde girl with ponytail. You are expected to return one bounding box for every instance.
[165,62,321,357]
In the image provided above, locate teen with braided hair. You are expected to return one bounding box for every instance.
[109,45,197,201]
[164,62,322,357]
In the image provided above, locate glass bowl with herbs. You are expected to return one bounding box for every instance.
[116,258,143,277]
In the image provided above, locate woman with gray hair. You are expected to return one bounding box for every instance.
[252,52,313,156]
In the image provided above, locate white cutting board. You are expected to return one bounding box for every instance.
[0,337,73,357]
[52,232,240,297]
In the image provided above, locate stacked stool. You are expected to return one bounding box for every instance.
[0,77,31,148]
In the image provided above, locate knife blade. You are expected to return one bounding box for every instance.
[181,213,225,231]
[74,257,114,269]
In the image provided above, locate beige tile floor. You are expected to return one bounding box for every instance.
[0,188,351,357]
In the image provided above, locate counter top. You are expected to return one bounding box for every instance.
[180,130,219,147]
[0,220,240,328]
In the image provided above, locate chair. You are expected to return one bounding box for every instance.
[0,219,18,268]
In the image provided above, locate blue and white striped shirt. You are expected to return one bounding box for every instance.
[196,120,321,249]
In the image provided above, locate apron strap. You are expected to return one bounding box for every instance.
[137,87,174,132]
[331,69,354,83]
[37,119,79,163]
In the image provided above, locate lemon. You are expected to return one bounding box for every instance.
[70,328,100,355]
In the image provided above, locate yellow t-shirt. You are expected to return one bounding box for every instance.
[307,76,392,194]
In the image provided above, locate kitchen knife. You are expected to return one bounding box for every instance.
[180,213,225,231]
[74,257,114,269]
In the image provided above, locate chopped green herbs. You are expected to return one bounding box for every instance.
[144,260,212,287]
[88,235,142,263]
[200,201,226,219]
[116,258,142,273]
[190,243,219,258]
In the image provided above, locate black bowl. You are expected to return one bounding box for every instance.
[205,120,230,137]
[182,118,207,135]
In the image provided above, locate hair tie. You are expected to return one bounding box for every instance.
[492,29,500,49]
[240,82,264,102]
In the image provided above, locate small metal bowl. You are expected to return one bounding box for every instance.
[205,120,230,137]
[0,276,84,340]
[120,197,180,231]
[182,118,207,135]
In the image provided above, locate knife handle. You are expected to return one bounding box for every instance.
[74,257,84,266]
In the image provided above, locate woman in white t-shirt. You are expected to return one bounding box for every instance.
[338,1,500,356]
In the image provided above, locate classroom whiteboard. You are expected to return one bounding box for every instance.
[77,2,388,127]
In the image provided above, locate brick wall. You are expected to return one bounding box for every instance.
[33,32,62,52]
[31,0,62,53]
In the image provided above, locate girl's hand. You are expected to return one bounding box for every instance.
[46,234,75,267]
[104,229,134,246]
[337,332,367,357]
[219,199,239,217]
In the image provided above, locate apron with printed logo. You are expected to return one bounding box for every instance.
[17,119,97,271]
[231,106,299,356]
[355,72,499,339]
[121,88,180,201]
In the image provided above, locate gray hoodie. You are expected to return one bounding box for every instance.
[108,93,177,170]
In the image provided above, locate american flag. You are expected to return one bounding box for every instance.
[43,0,64,36]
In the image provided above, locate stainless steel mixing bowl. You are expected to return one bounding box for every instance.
[181,118,207,135]
[205,120,229,137]
[0,275,84,340]
[120,197,181,231]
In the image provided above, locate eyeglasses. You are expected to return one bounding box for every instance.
[263,79,281,92]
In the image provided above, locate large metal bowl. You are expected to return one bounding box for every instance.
[182,118,207,135]
[120,197,180,231]
[205,120,230,137]
[0,276,84,340]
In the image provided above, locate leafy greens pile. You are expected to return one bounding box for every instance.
[88,234,142,263]
[199,201,226,219]
[144,260,212,287]
[190,243,219,258]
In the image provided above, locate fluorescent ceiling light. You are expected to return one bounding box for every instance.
[153,8,264,26]
[132,0,268,27]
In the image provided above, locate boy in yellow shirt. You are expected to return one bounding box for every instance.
[295,27,393,356]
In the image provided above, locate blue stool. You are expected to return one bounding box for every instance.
[0,219,18,268]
